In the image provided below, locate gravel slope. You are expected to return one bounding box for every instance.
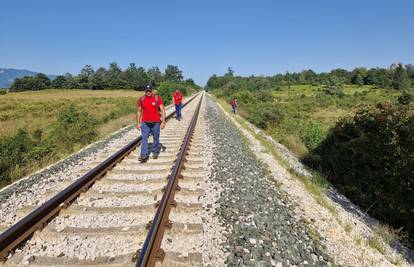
[205,97,332,267]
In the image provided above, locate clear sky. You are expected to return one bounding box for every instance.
[1,0,413,85]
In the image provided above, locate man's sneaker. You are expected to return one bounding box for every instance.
[139,155,149,163]
[152,153,159,159]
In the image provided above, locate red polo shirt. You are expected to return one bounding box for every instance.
[138,95,164,122]
[172,91,183,105]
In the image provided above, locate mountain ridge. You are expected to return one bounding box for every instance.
[0,68,56,88]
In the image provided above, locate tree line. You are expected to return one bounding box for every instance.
[206,63,414,91]
[10,63,198,91]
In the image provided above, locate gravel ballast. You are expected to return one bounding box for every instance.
[204,96,332,266]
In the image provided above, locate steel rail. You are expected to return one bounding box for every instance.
[135,93,204,267]
[0,92,201,261]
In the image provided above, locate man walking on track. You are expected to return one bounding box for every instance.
[172,89,184,121]
[136,84,166,163]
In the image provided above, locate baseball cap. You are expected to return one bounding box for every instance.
[144,84,152,91]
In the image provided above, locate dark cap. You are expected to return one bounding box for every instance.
[144,84,153,91]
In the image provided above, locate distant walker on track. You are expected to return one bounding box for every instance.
[172,89,184,121]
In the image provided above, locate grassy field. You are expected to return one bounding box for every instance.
[266,84,402,156]
[0,89,142,138]
[0,89,143,188]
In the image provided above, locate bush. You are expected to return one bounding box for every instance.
[247,102,283,129]
[398,91,413,105]
[323,76,344,96]
[315,102,414,246]
[0,128,53,187]
[50,104,98,151]
[301,122,325,151]
[0,90,6,95]
[157,81,196,106]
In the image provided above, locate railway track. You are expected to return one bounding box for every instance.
[0,92,208,266]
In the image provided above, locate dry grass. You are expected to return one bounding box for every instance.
[311,107,351,127]
[97,114,136,137]
[0,89,142,137]
[281,134,308,158]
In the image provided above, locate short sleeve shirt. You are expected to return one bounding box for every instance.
[173,92,183,105]
[138,95,164,122]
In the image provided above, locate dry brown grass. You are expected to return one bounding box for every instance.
[97,114,136,137]
[0,89,142,137]
[310,108,352,131]
[282,134,308,158]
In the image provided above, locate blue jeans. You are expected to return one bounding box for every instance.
[140,122,160,158]
[175,103,182,119]
[232,105,237,114]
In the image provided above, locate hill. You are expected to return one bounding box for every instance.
[0,68,56,88]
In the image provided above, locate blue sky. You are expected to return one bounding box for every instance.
[1,0,413,85]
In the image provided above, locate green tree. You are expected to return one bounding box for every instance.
[63,73,78,89]
[226,67,234,77]
[105,62,126,88]
[147,66,163,86]
[123,63,148,90]
[89,67,107,89]
[78,64,95,88]
[393,64,410,90]
[164,65,183,82]
[351,68,367,86]
[51,75,67,88]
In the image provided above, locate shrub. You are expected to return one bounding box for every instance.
[0,128,53,187]
[247,102,283,129]
[235,90,255,105]
[0,90,6,95]
[301,122,324,151]
[50,104,98,151]
[255,89,275,103]
[398,91,413,105]
[315,102,414,246]
[157,81,196,106]
[323,76,344,97]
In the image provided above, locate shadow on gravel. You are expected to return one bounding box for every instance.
[147,142,167,154]
[326,187,414,263]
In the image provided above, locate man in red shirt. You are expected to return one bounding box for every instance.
[172,89,184,121]
[136,84,166,162]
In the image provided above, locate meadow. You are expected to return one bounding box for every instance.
[267,84,401,156]
[0,89,142,188]
[0,89,141,137]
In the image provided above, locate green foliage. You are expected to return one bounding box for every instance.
[393,64,410,90]
[315,102,414,246]
[300,122,324,151]
[50,104,98,151]
[9,63,199,92]
[157,81,197,106]
[209,66,414,246]
[205,63,414,93]
[247,102,283,129]
[164,65,183,83]
[323,76,344,96]
[398,91,413,105]
[0,90,6,95]
[0,128,53,187]
[10,73,51,91]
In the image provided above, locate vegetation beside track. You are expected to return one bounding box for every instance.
[208,67,414,248]
[0,86,198,189]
